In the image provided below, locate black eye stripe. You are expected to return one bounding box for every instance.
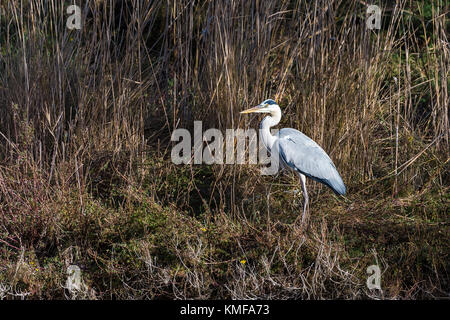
[263,99,277,105]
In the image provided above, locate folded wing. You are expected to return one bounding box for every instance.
[276,128,346,195]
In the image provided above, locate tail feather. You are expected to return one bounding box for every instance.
[326,173,346,195]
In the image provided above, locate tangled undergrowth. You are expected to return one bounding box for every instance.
[0,154,448,299]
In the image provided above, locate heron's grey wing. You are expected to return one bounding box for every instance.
[276,128,346,195]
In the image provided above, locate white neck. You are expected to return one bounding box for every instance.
[259,107,281,151]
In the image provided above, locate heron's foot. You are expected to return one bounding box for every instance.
[292,217,308,236]
[292,204,310,232]
[293,212,309,231]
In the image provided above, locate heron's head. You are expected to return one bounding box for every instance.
[240,99,280,115]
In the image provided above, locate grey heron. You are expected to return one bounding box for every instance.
[240,99,346,225]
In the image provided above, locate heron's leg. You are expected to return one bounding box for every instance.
[299,173,309,225]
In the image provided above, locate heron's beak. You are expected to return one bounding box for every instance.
[240,105,263,114]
